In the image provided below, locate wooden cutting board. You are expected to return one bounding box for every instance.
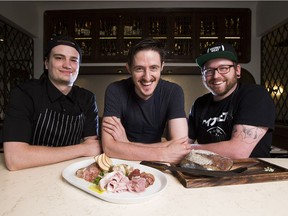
[172,158,288,188]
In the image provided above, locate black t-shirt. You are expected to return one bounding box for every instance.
[188,83,275,157]
[103,78,186,143]
[3,77,99,145]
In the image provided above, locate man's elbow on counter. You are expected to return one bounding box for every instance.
[4,156,19,171]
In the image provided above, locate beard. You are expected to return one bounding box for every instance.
[204,73,238,97]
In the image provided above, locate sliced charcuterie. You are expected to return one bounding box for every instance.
[76,154,155,193]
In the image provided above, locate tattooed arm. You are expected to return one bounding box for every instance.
[191,124,268,159]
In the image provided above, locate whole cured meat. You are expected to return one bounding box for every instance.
[180,149,233,171]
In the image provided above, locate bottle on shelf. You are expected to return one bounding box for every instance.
[200,20,205,36]
[52,23,57,37]
[83,21,91,36]
[57,21,63,35]
[132,21,137,35]
[111,25,117,36]
[236,18,240,35]
[150,21,155,35]
[211,21,216,36]
[99,20,105,36]
[229,18,235,35]
[225,18,229,35]
[174,21,179,35]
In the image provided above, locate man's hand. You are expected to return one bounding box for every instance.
[163,137,192,164]
[81,136,102,156]
[102,116,129,143]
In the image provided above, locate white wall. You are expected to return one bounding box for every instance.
[256,1,288,36]
[0,2,38,37]
[75,74,209,116]
[0,1,287,115]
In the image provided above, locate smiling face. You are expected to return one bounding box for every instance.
[202,58,241,101]
[127,49,164,100]
[45,45,80,91]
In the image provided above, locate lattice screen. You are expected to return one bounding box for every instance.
[261,21,288,125]
[0,19,34,122]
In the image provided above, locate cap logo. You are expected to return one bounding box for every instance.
[207,45,224,53]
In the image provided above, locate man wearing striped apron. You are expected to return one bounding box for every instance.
[3,36,101,171]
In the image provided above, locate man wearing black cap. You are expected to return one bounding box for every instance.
[3,36,101,170]
[188,42,275,158]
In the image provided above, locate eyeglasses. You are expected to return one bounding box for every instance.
[202,65,234,77]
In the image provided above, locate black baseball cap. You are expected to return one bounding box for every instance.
[196,43,238,68]
[45,35,82,61]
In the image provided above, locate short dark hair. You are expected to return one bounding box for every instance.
[127,38,166,67]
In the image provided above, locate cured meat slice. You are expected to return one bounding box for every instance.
[127,177,147,192]
[76,162,100,182]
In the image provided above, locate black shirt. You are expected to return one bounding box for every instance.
[188,83,276,157]
[104,78,186,143]
[3,76,98,145]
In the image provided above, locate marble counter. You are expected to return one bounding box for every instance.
[0,154,288,216]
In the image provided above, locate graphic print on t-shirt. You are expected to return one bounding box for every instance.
[202,111,229,137]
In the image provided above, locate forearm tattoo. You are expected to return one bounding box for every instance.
[233,125,265,144]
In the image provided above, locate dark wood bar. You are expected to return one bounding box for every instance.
[44,8,251,66]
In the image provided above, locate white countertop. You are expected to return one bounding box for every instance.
[0,154,288,216]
